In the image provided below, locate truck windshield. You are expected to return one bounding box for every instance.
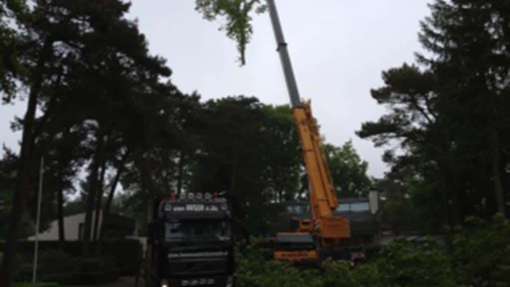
[165,220,231,242]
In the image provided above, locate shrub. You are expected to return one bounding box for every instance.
[39,250,78,277]
[453,215,510,286]
[236,245,322,287]
[322,260,382,287]
[374,240,456,287]
[15,250,119,285]
[15,283,60,287]
[71,256,119,284]
[0,239,142,276]
[237,240,457,287]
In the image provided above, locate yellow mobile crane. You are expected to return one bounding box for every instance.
[265,0,351,263]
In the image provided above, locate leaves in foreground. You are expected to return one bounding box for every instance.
[195,0,266,65]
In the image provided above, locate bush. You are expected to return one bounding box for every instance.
[15,283,60,287]
[0,239,142,275]
[71,256,119,285]
[373,240,456,287]
[322,261,382,287]
[453,215,510,286]
[237,246,321,287]
[15,250,119,285]
[237,240,456,287]
[39,250,78,278]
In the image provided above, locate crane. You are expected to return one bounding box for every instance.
[265,0,351,263]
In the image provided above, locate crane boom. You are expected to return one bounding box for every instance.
[266,0,301,108]
[267,0,350,262]
[267,0,341,221]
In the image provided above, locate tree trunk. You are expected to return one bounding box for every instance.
[83,135,104,256]
[56,127,72,243]
[139,153,157,287]
[93,160,107,241]
[176,151,184,196]
[0,42,51,287]
[490,129,506,215]
[100,151,129,240]
[57,181,65,242]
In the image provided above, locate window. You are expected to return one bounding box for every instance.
[337,204,349,212]
[350,202,370,212]
[165,219,231,242]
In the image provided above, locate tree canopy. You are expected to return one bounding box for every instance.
[359,0,510,229]
[325,141,372,198]
[0,1,379,285]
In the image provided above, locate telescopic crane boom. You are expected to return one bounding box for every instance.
[266,0,351,263]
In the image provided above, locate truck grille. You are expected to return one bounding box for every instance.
[169,258,228,275]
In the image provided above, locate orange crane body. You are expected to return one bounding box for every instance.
[265,0,351,263]
[274,104,351,263]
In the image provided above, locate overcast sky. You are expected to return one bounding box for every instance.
[0,1,432,178]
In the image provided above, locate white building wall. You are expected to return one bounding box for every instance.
[27,211,103,241]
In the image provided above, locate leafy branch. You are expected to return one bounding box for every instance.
[195,0,266,65]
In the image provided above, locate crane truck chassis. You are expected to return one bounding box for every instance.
[147,193,234,287]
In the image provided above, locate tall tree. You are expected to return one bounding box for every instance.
[324,141,372,198]
[0,0,73,283]
[190,97,302,235]
[1,0,177,282]
[359,0,510,228]
[419,0,510,216]
[0,0,26,99]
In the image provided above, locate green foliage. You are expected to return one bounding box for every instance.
[375,240,456,287]
[37,250,77,279]
[15,283,59,287]
[324,141,372,198]
[237,245,321,287]
[195,0,266,65]
[322,261,382,287]
[237,240,457,287]
[453,216,510,286]
[0,0,27,100]
[359,0,510,226]
[190,98,301,235]
[377,177,444,234]
[15,249,118,284]
[1,240,142,276]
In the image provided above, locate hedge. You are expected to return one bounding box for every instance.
[237,240,457,287]
[15,249,119,285]
[237,217,510,287]
[16,283,60,287]
[0,239,142,276]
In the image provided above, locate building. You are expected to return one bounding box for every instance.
[283,191,380,241]
[27,211,136,241]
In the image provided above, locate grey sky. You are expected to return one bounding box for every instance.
[0,1,432,177]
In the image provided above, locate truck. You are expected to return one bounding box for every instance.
[147,193,235,287]
[265,0,351,264]
[281,195,380,262]
[285,195,379,245]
